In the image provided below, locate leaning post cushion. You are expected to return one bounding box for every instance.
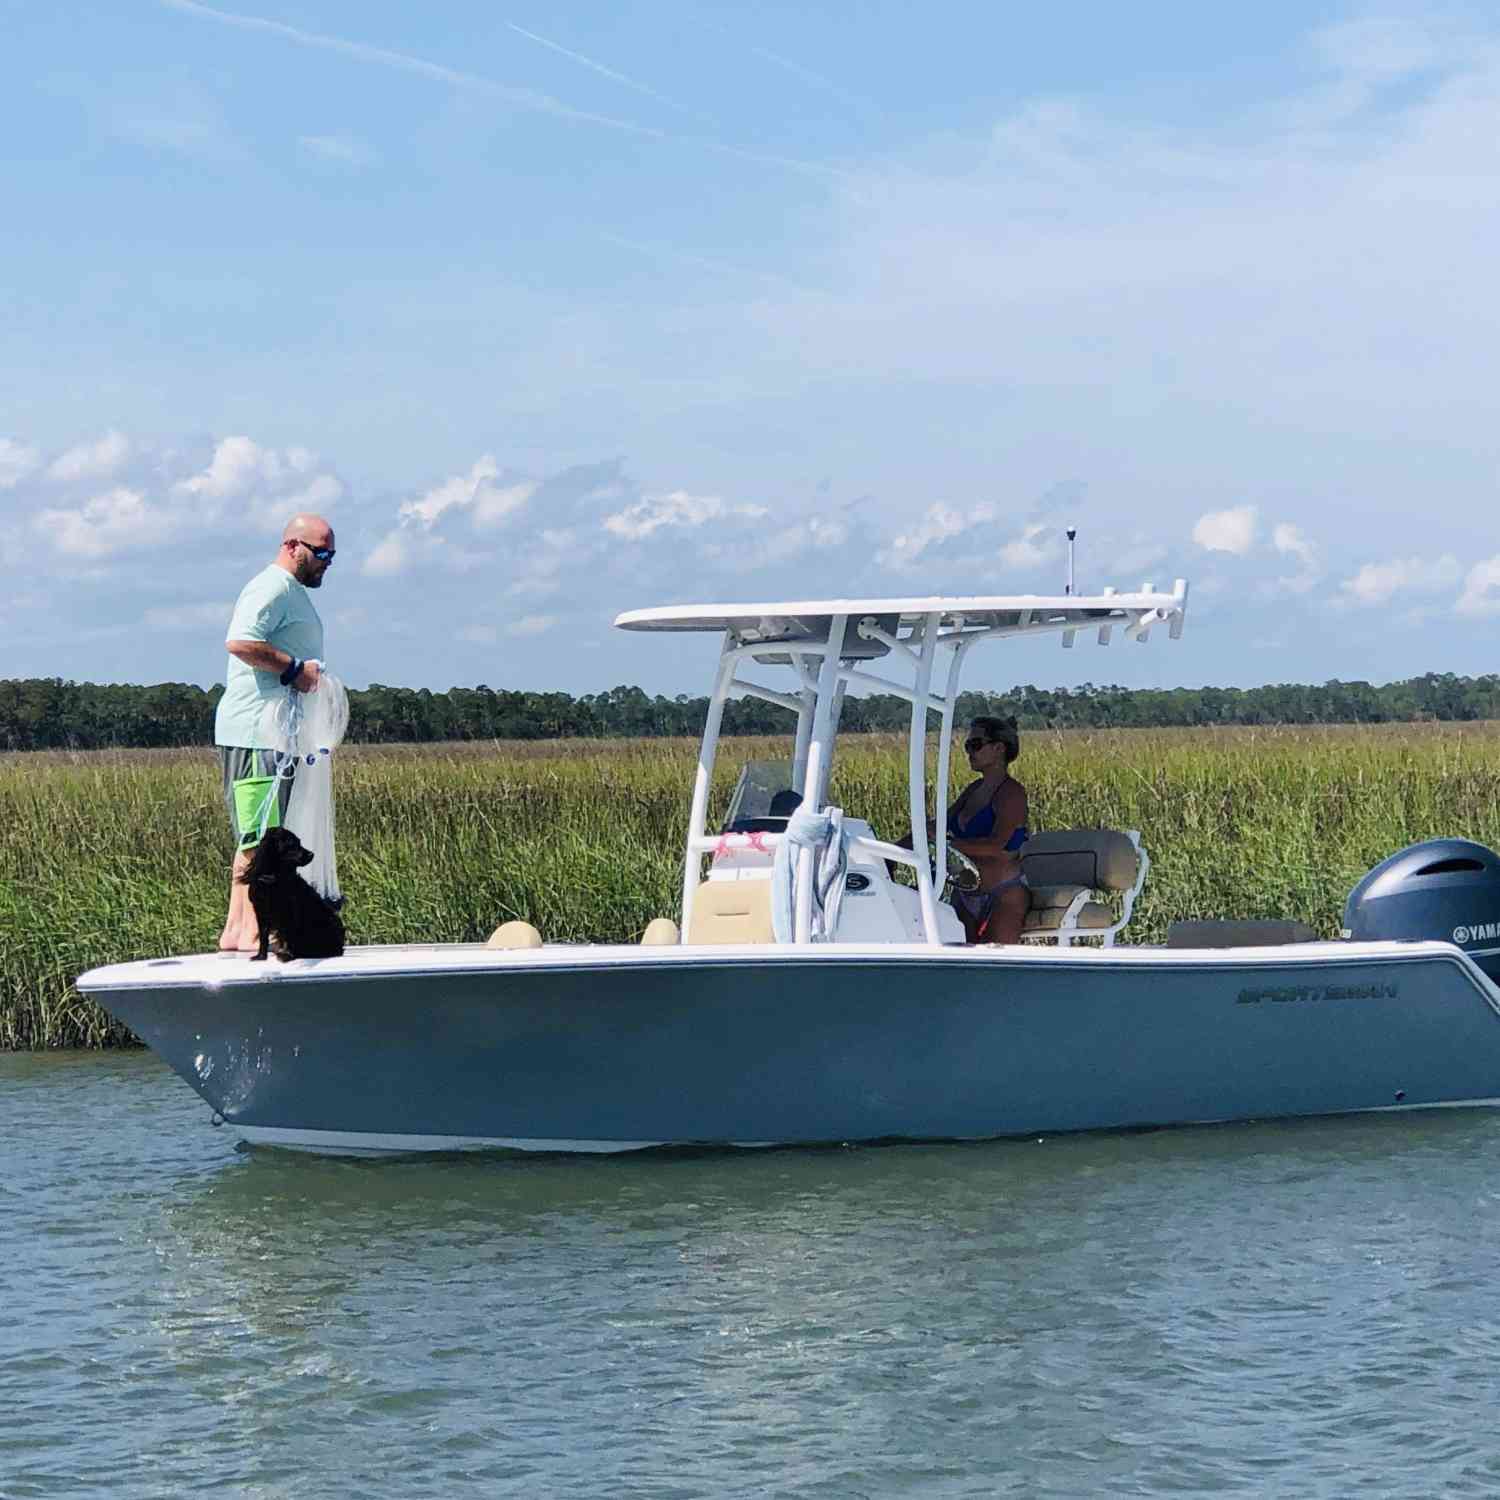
[1020,829,1140,891]
[1022,885,1113,934]
[685,879,776,945]
[1019,829,1148,947]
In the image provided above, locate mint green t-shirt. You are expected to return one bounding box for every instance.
[213,564,325,748]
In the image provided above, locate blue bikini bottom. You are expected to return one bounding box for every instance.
[952,875,1027,937]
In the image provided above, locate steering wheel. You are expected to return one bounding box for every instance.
[943,845,982,899]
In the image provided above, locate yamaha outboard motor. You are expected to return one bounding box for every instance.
[1344,838,1500,981]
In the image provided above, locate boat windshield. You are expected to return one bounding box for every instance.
[721,760,803,833]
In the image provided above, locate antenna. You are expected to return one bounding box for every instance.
[1065,527,1077,595]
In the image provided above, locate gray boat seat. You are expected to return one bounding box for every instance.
[1166,919,1319,948]
[1023,884,1114,933]
[685,878,775,945]
[1019,829,1147,947]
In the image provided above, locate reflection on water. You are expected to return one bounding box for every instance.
[7,1052,1500,1497]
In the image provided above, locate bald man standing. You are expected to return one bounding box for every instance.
[214,514,336,952]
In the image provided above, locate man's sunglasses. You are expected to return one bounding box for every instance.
[964,737,992,753]
[290,539,336,563]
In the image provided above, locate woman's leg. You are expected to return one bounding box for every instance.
[987,881,1029,945]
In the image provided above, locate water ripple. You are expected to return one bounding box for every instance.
[7,1054,1500,1496]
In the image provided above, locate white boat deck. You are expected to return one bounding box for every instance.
[79,937,1476,992]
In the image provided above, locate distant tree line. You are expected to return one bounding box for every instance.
[6,672,1500,752]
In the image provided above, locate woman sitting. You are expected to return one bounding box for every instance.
[945,716,1029,944]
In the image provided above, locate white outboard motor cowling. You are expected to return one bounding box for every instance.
[1344,838,1500,981]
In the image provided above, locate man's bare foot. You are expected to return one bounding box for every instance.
[216,921,260,953]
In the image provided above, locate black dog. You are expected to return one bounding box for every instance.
[240,827,346,962]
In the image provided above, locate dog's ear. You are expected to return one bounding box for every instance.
[256,871,278,885]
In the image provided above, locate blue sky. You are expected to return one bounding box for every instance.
[3,0,1498,698]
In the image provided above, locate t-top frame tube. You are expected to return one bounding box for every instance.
[678,583,1188,945]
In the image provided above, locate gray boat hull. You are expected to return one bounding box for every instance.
[76,939,1500,1154]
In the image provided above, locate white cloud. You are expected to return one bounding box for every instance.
[725,20,1500,518]
[46,430,130,484]
[877,502,993,571]
[362,458,546,576]
[403,456,497,527]
[0,438,40,490]
[1193,506,1257,555]
[998,522,1055,569]
[175,435,267,501]
[285,473,344,512]
[171,434,343,528]
[35,487,156,558]
[1340,554,1461,606]
[457,623,498,644]
[1455,556,1500,618]
[10,431,346,564]
[399,456,533,531]
[474,481,536,530]
[1272,522,1317,569]
[602,489,765,541]
[363,453,552,570]
[701,513,852,569]
[505,614,556,637]
[360,527,491,579]
[1265,520,1322,594]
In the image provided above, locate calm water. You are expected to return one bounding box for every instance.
[6,1054,1500,1498]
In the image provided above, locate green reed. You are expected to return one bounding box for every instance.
[5,725,1500,1049]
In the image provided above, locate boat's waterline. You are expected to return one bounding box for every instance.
[237,1125,670,1156]
[235,1095,1500,1159]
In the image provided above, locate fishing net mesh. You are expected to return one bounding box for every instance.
[257,668,349,904]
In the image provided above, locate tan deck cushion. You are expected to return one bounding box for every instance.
[640,917,681,946]
[1025,883,1092,911]
[685,879,775,945]
[1021,830,1139,893]
[1024,897,1113,932]
[486,920,543,950]
[1166,919,1319,948]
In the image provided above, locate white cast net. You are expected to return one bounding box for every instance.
[257,667,350,905]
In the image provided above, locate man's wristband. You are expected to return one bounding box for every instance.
[279,657,303,687]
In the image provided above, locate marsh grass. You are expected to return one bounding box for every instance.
[6,724,1500,1048]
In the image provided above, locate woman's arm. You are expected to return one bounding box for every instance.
[896,783,976,849]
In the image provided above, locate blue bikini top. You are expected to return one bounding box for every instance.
[952,781,1028,851]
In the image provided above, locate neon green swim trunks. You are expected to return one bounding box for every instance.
[220,747,294,851]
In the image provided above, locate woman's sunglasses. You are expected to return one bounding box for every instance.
[290,539,336,563]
